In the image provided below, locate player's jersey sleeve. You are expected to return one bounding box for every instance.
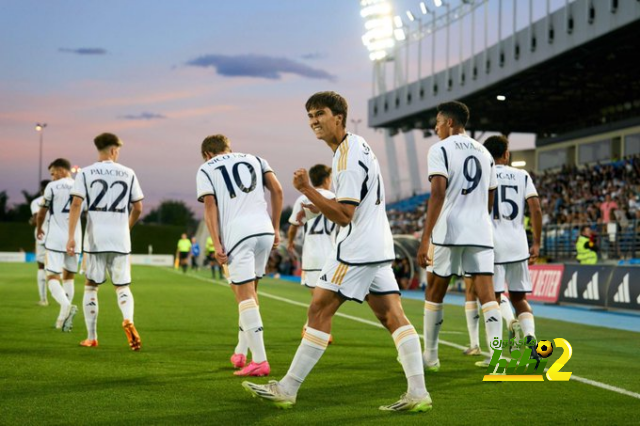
[71,171,87,200]
[335,168,362,206]
[30,197,41,215]
[489,160,498,190]
[524,171,538,199]
[42,184,54,209]
[289,195,307,225]
[428,145,449,181]
[196,165,215,202]
[257,157,273,175]
[130,172,144,203]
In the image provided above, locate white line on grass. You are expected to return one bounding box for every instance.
[172,269,640,400]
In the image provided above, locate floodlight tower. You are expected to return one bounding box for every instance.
[360,0,403,199]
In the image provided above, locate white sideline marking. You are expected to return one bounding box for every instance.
[171,269,640,400]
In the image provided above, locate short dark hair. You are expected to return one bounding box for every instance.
[94,133,123,151]
[39,179,51,193]
[201,134,231,156]
[305,91,348,128]
[309,164,332,187]
[437,101,470,127]
[48,158,71,171]
[483,135,509,160]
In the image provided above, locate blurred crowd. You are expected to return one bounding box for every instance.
[532,156,640,227]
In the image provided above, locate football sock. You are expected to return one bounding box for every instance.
[83,287,98,340]
[499,294,515,327]
[482,301,503,358]
[393,325,427,398]
[37,269,47,302]
[238,298,267,363]
[234,320,249,356]
[116,286,134,322]
[48,279,70,308]
[465,301,480,348]
[518,312,535,338]
[280,327,329,396]
[423,301,443,363]
[63,279,75,304]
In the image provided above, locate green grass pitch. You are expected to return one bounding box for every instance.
[1,263,639,425]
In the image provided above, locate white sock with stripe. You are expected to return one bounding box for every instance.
[63,279,75,304]
[279,327,330,396]
[234,320,249,356]
[499,294,515,327]
[37,269,47,302]
[239,298,267,363]
[83,287,98,341]
[423,301,443,364]
[393,325,427,398]
[482,301,503,359]
[465,301,480,348]
[116,286,134,322]
[48,279,70,309]
[518,312,536,338]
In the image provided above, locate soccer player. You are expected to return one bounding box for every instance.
[205,236,222,279]
[191,237,200,271]
[287,164,336,340]
[30,179,50,306]
[36,159,80,331]
[66,133,144,350]
[484,135,542,362]
[417,101,502,372]
[243,91,430,412]
[197,134,283,377]
[176,233,191,273]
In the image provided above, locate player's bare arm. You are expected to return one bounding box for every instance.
[417,175,446,268]
[287,224,299,253]
[488,188,496,214]
[264,171,283,249]
[527,196,542,264]
[35,206,48,240]
[203,195,227,265]
[66,196,83,256]
[129,200,143,230]
[293,169,354,227]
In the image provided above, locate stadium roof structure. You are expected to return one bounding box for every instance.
[367,1,640,144]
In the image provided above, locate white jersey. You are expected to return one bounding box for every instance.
[42,177,82,253]
[332,134,394,265]
[289,189,336,271]
[492,165,538,263]
[71,161,144,254]
[196,152,275,256]
[30,196,48,245]
[428,134,497,248]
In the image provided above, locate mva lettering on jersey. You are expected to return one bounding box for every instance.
[207,153,247,165]
[90,169,129,177]
[497,172,516,180]
[454,141,484,152]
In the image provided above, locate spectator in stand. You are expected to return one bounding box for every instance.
[600,194,618,224]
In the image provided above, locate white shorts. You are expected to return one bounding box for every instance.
[227,234,274,285]
[301,270,322,288]
[494,261,532,293]
[36,243,46,264]
[85,253,132,286]
[45,250,79,275]
[317,257,400,303]
[432,245,494,277]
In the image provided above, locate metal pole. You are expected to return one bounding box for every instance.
[446,3,450,87]
[38,130,43,184]
[418,18,422,82]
